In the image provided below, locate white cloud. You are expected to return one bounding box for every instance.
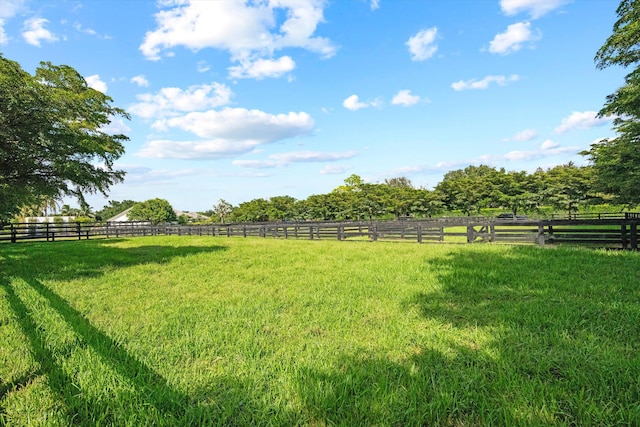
[130,74,149,87]
[74,22,96,35]
[233,150,356,169]
[489,21,539,55]
[406,27,438,61]
[197,61,210,72]
[231,159,281,169]
[500,0,569,19]
[321,164,350,175]
[22,17,58,46]
[540,139,559,150]
[390,161,469,176]
[0,0,27,19]
[370,0,380,10]
[0,0,26,44]
[86,75,107,93]
[137,139,259,160]
[555,111,613,133]
[392,142,579,176]
[273,150,356,163]
[503,128,537,142]
[129,82,233,119]
[161,108,314,140]
[228,55,295,79]
[137,108,315,160]
[343,94,381,111]
[118,164,211,184]
[498,142,577,161]
[391,89,421,106]
[343,95,367,111]
[451,74,519,91]
[139,0,335,79]
[0,20,8,44]
[101,118,131,135]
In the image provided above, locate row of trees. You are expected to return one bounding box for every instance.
[216,164,604,223]
[25,162,602,225]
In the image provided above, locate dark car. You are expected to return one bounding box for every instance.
[496,213,527,220]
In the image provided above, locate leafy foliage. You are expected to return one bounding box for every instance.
[594,0,640,70]
[230,198,270,222]
[128,198,177,224]
[537,163,595,214]
[224,165,610,223]
[583,0,640,206]
[0,55,129,223]
[212,199,233,223]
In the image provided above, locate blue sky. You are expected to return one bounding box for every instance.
[0,0,625,212]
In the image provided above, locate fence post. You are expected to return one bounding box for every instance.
[77,222,82,240]
[466,225,474,243]
[370,224,378,241]
[309,226,314,240]
[337,225,343,241]
[630,222,638,250]
[417,224,422,244]
[622,224,628,250]
[537,223,545,247]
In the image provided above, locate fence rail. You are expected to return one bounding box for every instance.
[1,218,638,250]
[548,212,640,220]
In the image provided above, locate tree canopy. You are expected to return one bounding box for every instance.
[128,198,177,224]
[0,55,129,223]
[582,0,640,206]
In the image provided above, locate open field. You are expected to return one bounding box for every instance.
[1,237,639,426]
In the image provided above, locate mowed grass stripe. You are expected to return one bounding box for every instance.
[1,236,639,426]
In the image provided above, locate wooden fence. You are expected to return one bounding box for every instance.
[548,212,640,220]
[1,218,637,250]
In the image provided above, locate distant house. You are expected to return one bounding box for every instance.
[106,207,210,224]
[106,207,134,223]
[175,210,210,222]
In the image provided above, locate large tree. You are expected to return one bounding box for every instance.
[582,0,640,206]
[212,199,234,223]
[128,198,177,224]
[435,165,502,215]
[0,55,129,222]
[537,163,596,215]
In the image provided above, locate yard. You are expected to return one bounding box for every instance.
[1,236,639,426]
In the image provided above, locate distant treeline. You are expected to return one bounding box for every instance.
[191,163,634,223]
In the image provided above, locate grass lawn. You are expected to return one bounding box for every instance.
[1,236,639,426]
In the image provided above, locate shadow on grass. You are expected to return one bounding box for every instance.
[0,239,280,425]
[296,246,640,425]
[2,241,639,425]
[0,238,226,281]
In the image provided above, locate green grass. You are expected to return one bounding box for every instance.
[1,237,639,426]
